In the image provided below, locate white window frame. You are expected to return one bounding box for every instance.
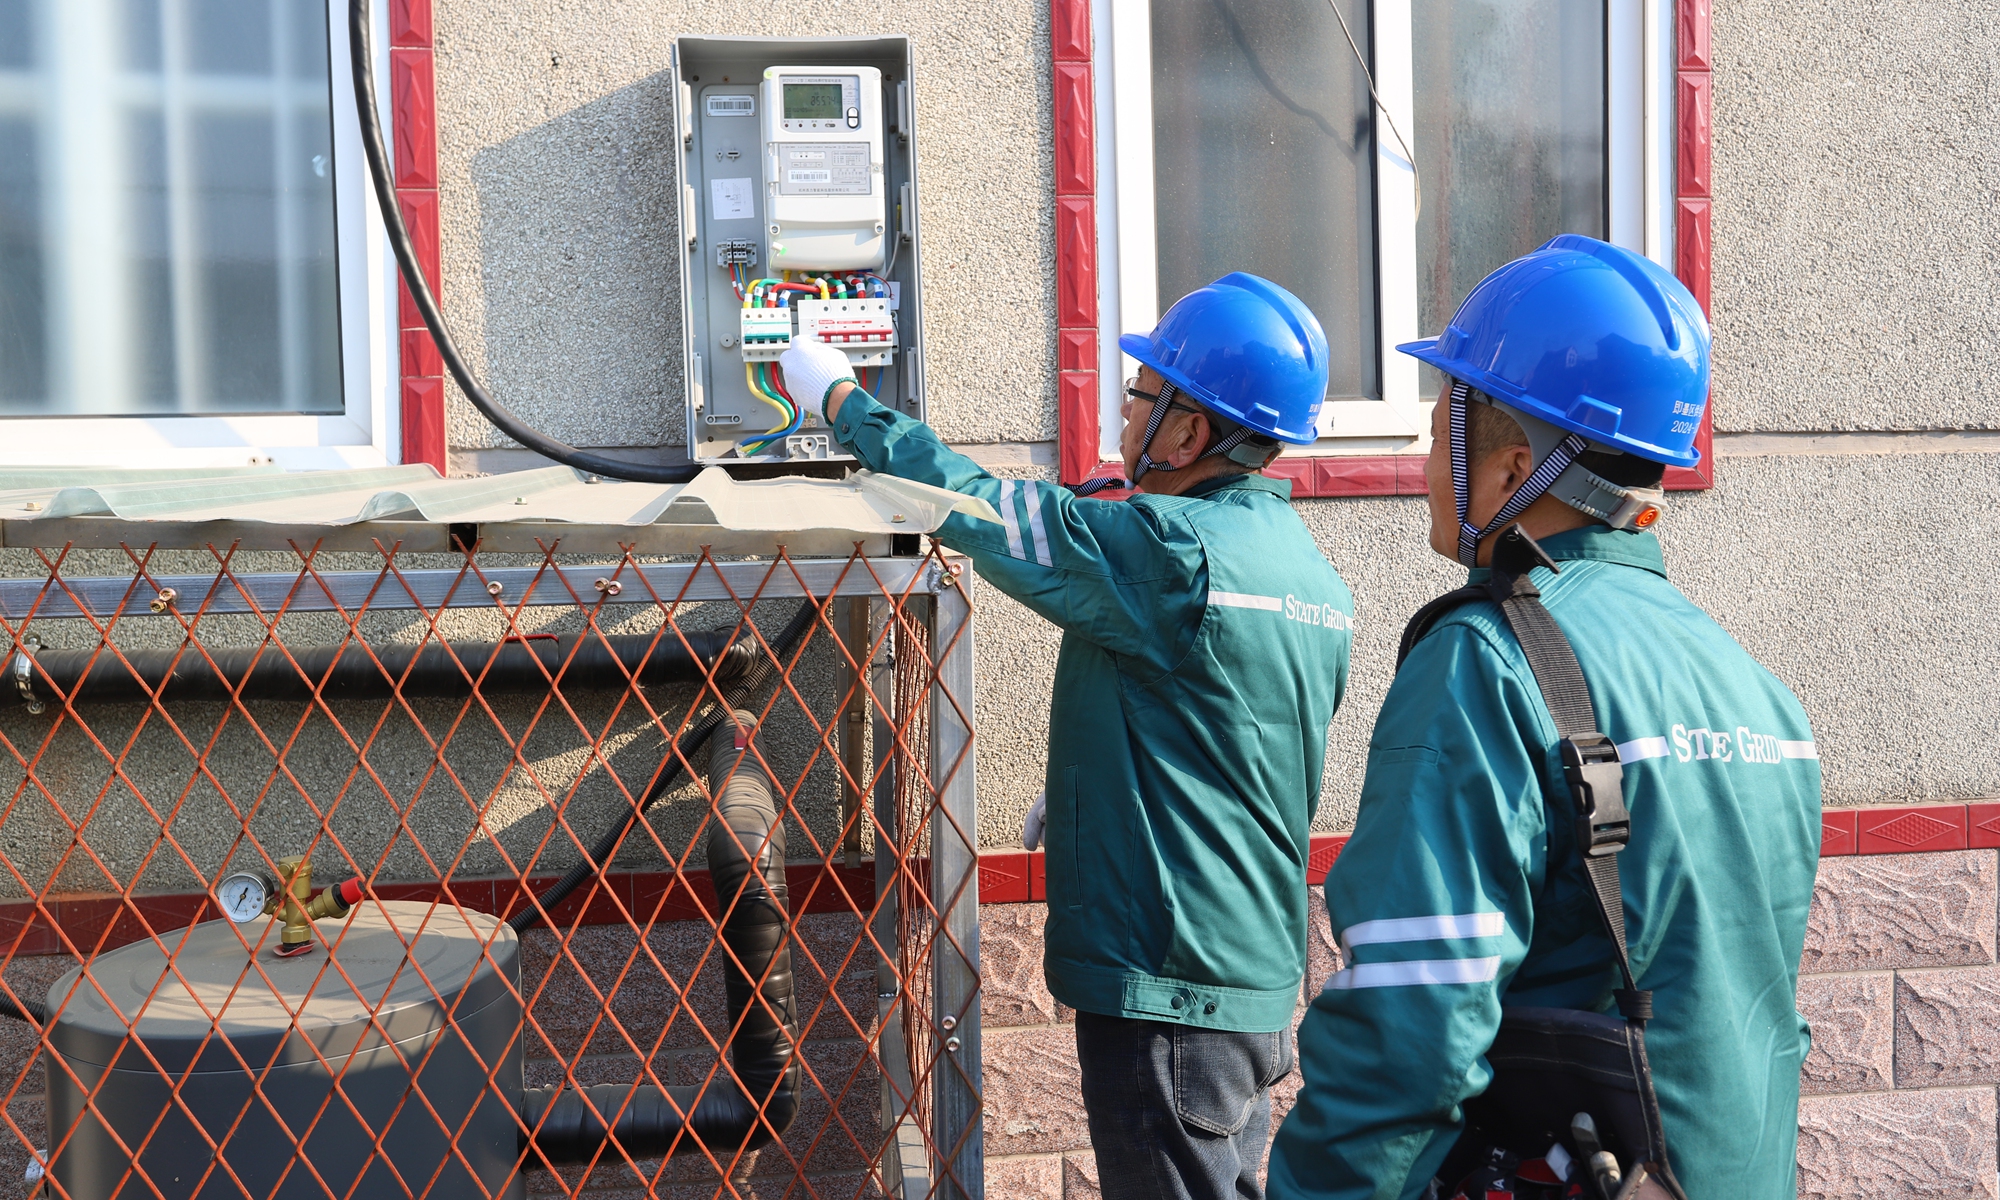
[1092,0,1677,460]
[0,0,400,471]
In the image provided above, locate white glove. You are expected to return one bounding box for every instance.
[776,336,857,419]
[1022,789,1048,852]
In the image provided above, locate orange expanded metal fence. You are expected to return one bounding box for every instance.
[0,540,983,1200]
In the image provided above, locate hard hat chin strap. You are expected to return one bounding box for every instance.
[1449,380,1589,568]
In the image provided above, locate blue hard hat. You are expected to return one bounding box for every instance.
[1397,234,1710,468]
[1119,272,1329,445]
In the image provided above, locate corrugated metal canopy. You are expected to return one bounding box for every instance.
[0,465,999,555]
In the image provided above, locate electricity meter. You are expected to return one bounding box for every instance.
[761,66,885,272]
[675,36,924,466]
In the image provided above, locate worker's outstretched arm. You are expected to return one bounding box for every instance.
[825,384,1192,664]
[1267,620,1550,1200]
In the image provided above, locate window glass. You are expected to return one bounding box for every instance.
[1149,0,1379,403]
[0,0,341,416]
[1414,0,1605,394]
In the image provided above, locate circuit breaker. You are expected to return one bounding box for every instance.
[673,38,924,466]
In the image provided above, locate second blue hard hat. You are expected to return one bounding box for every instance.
[1119,272,1329,445]
[1398,234,1710,467]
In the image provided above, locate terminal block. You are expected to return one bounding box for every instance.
[739,306,794,361]
[796,298,896,368]
[715,238,757,267]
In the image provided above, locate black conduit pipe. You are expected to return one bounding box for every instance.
[348,0,700,484]
[521,710,799,1159]
[0,995,45,1026]
[508,602,816,935]
[4,630,751,710]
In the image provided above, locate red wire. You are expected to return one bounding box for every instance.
[768,364,794,402]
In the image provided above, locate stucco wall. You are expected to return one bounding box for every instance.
[417,0,2000,848]
[431,0,1058,454]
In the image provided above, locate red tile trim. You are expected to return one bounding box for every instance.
[390,24,446,474]
[390,0,434,48]
[1059,329,1098,374]
[1055,0,1718,498]
[1970,803,2000,850]
[1676,0,1711,70]
[979,850,1032,904]
[0,862,887,956]
[390,50,439,189]
[1306,835,1348,885]
[1051,0,1098,485]
[1051,0,1091,62]
[1675,75,1713,202]
[400,377,448,473]
[10,806,1998,953]
[1857,805,1968,856]
[1673,0,1716,493]
[1059,372,1101,486]
[1052,63,1095,197]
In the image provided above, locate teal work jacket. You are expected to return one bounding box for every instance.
[1268,526,1821,1200]
[831,390,1352,1032]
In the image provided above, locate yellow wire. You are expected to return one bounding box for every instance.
[743,362,791,429]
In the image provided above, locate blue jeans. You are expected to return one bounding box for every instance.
[1074,1011,1295,1200]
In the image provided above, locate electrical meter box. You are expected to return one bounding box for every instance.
[672,37,924,466]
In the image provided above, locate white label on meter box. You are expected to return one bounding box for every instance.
[711,177,754,221]
[780,144,871,196]
[706,94,755,117]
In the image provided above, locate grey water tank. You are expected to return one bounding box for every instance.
[44,900,525,1200]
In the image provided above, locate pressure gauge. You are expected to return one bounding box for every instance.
[216,872,275,924]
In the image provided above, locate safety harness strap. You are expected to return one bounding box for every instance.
[1398,525,1651,1021]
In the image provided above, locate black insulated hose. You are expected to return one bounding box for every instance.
[0,994,45,1026]
[508,602,815,935]
[347,0,701,484]
[4,630,751,709]
[521,710,799,1159]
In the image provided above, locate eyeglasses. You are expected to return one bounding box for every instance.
[1122,377,1204,418]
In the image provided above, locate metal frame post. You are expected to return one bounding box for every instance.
[928,569,982,1199]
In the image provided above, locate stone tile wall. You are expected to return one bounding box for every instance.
[1797,850,2000,1199]
[989,851,2000,1200]
[5,853,1996,1197]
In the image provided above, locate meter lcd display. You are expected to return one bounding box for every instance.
[784,82,844,119]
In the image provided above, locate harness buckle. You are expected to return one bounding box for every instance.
[1561,733,1628,858]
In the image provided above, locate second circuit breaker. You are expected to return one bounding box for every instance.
[739,307,793,361]
[797,298,895,367]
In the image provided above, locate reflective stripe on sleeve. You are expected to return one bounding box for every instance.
[1021,482,1053,568]
[1321,956,1502,991]
[996,480,1026,560]
[1617,736,1670,763]
[1207,591,1283,611]
[1340,912,1505,955]
[1779,740,1818,760]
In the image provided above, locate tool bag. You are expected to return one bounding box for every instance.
[1400,527,1689,1200]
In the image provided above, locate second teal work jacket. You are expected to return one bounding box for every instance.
[1267,526,1821,1200]
[831,388,1351,1032]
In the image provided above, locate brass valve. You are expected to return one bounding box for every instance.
[267,855,361,958]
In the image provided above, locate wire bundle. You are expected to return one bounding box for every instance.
[731,270,892,456]
[740,362,798,455]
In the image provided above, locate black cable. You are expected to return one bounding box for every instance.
[347,0,701,484]
[0,994,45,1025]
[508,602,818,933]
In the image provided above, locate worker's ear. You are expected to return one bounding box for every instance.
[1468,442,1538,523]
[1162,410,1210,469]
